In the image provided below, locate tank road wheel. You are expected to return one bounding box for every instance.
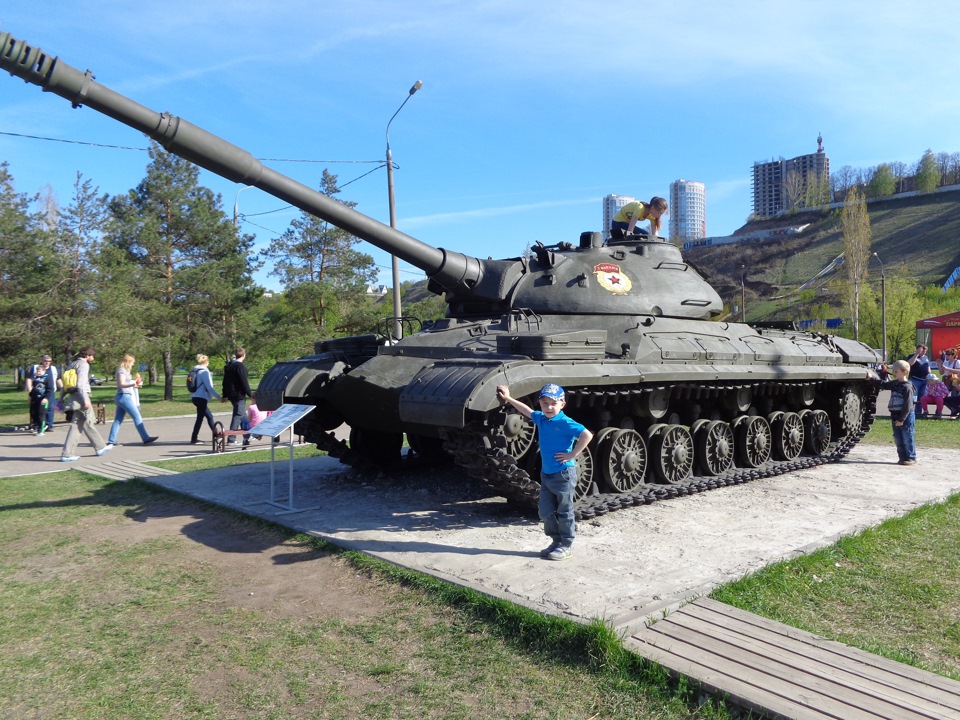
[770,411,804,460]
[633,388,670,419]
[803,409,832,456]
[724,386,753,414]
[733,415,772,468]
[598,428,648,493]
[349,427,403,464]
[501,410,536,460]
[574,445,595,502]
[650,424,693,485]
[838,385,865,436]
[695,420,734,476]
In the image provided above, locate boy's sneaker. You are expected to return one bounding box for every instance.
[61,456,80,463]
[545,546,573,561]
[96,444,114,456]
[539,542,560,558]
[902,459,917,466]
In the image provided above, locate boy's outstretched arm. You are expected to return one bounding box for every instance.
[497,385,534,419]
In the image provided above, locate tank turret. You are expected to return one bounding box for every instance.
[2,32,879,520]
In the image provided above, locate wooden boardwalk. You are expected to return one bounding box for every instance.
[83,460,179,482]
[627,597,960,720]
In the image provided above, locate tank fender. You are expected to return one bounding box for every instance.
[256,355,348,412]
[829,336,883,365]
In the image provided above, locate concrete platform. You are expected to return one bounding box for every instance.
[122,442,960,629]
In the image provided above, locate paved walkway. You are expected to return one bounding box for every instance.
[1,411,268,478]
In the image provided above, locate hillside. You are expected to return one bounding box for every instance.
[686,189,960,321]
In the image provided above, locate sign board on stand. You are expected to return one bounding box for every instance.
[244,404,318,515]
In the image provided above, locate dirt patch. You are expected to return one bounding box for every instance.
[25,494,397,623]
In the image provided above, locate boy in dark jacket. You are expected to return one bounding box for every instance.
[871,359,916,465]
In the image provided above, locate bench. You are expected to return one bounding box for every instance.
[211,421,250,453]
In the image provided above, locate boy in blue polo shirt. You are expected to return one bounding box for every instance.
[496,383,593,560]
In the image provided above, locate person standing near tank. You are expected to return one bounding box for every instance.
[107,354,158,446]
[60,346,112,462]
[25,354,59,435]
[906,344,930,419]
[189,354,221,444]
[869,360,917,465]
[611,197,668,239]
[496,383,593,561]
[221,347,252,445]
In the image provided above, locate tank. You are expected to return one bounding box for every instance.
[2,32,879,519]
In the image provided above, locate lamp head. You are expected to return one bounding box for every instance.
[409,80,423,95]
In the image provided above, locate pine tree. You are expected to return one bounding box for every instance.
[262,169,377,339]
[106,143,258,398]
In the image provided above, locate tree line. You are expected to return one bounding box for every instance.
[0,143,445,397]
[832,148,957,200]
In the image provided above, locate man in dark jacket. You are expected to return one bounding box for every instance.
[221,347,252,444]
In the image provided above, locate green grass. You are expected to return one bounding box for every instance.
[711,497,960,680]
[859,414,960,450]
[0,473,739,719]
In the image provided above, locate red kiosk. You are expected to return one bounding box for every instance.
[916,311,960,361]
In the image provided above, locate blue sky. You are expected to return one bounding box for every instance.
[2,2,959,291]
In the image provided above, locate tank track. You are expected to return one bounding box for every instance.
[440,381,878,521]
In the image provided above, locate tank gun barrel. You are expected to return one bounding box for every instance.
[0,32,483,294]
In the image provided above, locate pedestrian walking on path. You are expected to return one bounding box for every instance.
[107,354,158,446]
[60,346,112,462]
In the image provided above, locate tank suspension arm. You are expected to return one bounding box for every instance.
[0,32,483,294]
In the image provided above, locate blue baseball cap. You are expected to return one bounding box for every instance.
[539,383,565,400]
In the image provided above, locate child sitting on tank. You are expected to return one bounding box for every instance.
[496,383,593,561]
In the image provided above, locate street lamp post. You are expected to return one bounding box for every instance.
[740,265,746,322]
[233,185,253,227]
[385,80,423,340]
[873,252,887,363]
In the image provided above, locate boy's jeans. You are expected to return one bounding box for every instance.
[892,413,917,462]
[539,465,577,548]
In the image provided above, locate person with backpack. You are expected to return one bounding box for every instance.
[221,347,252,446]
[60,346,112,462]
[188,354,220,445]
[25,354,59,435]
[107,354,158,446]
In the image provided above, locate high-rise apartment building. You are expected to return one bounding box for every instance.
[602,194,635,239]
[751,134,830,218]
[669,179,706,241]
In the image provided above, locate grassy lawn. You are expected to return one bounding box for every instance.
[0,473,735,720]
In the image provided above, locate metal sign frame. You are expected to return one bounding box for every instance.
[244,404,319,515]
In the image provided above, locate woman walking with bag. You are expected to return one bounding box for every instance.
[107,354,158,446]
[189,354,220,444]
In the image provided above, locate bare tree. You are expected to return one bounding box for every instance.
[889,160,908,193]
[841,185,872,341]
[783,169,804,210]
[937,152,952,186]
[831,165,857,197]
